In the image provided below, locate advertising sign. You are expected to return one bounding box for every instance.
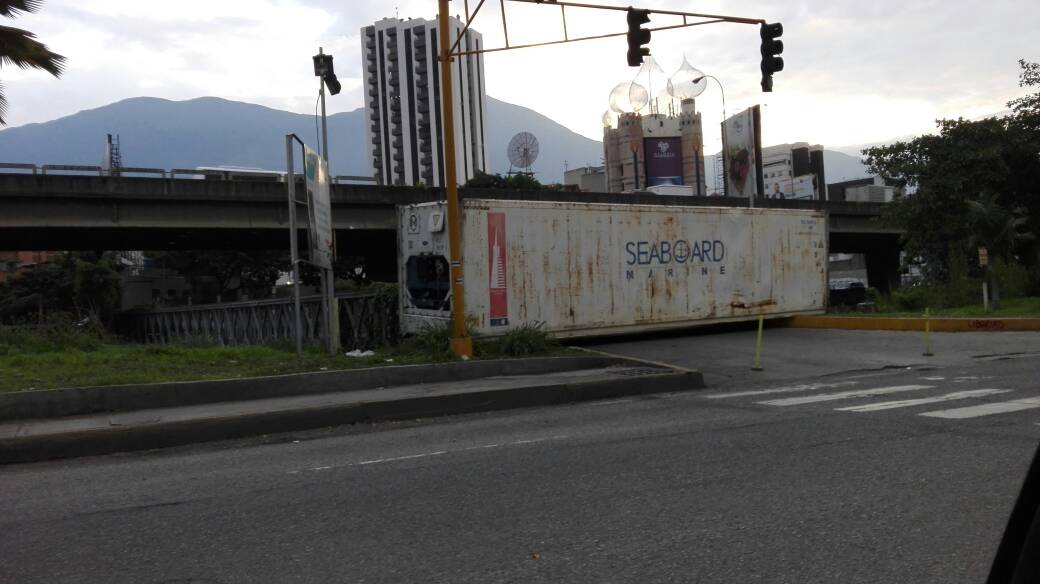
[722,107,760,199]
[644,137,683,186]
[792,174,817,200]
[487,212,509,326]
[304,146,333,269]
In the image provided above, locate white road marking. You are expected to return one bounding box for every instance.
[920,397,1040,419]
[590,399,634,407]
[759,385,933,407]
[290,435,569,474]
[952,376,994,383]
[836,389,1012,413]
[357,451,447,465]
[704,381,859,399]
[922,377,946,381]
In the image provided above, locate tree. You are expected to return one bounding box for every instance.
[966,191,1035,306]
[864,60,1040,284]
[0,1,66,125]
[0,252,121,323]
[464,170,542,190]
[148,250,286,302]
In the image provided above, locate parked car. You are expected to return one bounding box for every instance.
[829,278,867,306]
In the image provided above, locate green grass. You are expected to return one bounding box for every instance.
[829,296,1040,318]
[0,324,580,393]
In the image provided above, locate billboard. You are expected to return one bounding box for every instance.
[722,106,762,198]
[644,137,683,186]
[792,174,817,200]
[304,145,333,269]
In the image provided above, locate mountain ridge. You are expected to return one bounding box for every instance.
[0,95,869,183]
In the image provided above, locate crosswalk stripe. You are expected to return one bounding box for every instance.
[704,381,859,399]
[919,397,1040,419]
[836,389,1013,413]
[758,385,932,407]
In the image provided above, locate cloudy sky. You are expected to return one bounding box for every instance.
[6,0,1037,155]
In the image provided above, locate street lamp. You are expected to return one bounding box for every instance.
[691,74,731,199]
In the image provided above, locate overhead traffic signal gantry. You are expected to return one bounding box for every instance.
[759,21,783,92]
[626,8,651,67]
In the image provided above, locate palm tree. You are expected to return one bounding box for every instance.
[966,191,1035,307]
[0,1,65,125]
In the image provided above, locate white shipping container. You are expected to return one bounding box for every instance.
[399,199,827,338]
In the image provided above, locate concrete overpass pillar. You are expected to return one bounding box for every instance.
[865,243,901,293]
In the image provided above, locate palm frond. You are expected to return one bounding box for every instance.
[0,1,42,18]
[0,80,7,125]
[0,25,65,76]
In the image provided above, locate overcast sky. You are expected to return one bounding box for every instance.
[6,0,1037,155]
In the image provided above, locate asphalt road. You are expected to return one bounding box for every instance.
[2,329,1039,583]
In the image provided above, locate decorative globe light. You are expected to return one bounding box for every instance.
[667,55,707,100]
[628,81,649,112]
[601,110,615,128]
[629,56,667,114]
[609,81,639,113]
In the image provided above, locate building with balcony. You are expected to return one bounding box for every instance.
[760,142,828,200]
[362,16,488,187]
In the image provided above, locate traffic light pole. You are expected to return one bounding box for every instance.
[449,1,764,58]
[435,0,772,358]
[438,0,473,358]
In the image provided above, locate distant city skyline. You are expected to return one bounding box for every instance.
[4,0,1036,157]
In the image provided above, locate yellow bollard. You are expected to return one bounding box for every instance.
[752,315,765,371]
[922,307,934,357]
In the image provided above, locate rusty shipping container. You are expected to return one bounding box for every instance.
[399,199,827,338]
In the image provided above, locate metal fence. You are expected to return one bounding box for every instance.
[116,290,398,350]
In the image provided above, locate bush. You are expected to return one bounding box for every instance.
[888,286,934,311]
[476,322,557,358]
[0,314,106,354]
[886,279,982,311]
[992,258,1032,299]
[403,320,455,360]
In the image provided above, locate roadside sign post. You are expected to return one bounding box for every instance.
[285,134,339,356]
[979,247,990,312]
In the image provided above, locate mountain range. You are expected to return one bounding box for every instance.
[0,95,870,184]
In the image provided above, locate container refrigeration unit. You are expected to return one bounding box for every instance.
[398,199,827,338]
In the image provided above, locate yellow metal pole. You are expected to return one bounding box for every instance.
[751,315,764,371]
[923,307,934,357]
[438,0,474,358]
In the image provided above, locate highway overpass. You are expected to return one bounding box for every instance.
[0,173,903,289]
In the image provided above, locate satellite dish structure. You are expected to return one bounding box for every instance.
[507,131,539,174]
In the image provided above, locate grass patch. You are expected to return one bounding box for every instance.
[828,296,1040,318]
[0,321,578,393]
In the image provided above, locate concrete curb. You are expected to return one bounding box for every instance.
[784,315,1040,333]
[0,369,702,464]
[0,356,625,422]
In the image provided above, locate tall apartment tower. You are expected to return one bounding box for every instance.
[362,16,488,187]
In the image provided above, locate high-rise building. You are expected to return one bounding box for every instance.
[602,99,705,194]
[362,16,488,187]
[760,142,828,200]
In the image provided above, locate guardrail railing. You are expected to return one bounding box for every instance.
[0,163,378,184]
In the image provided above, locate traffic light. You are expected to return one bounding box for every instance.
[626,8,651,67]
[760,22,783,92]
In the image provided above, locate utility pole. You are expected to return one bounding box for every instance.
[438,0,473,357]
[318,48,330,165]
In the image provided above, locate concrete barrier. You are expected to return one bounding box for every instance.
[0,356,632,422]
